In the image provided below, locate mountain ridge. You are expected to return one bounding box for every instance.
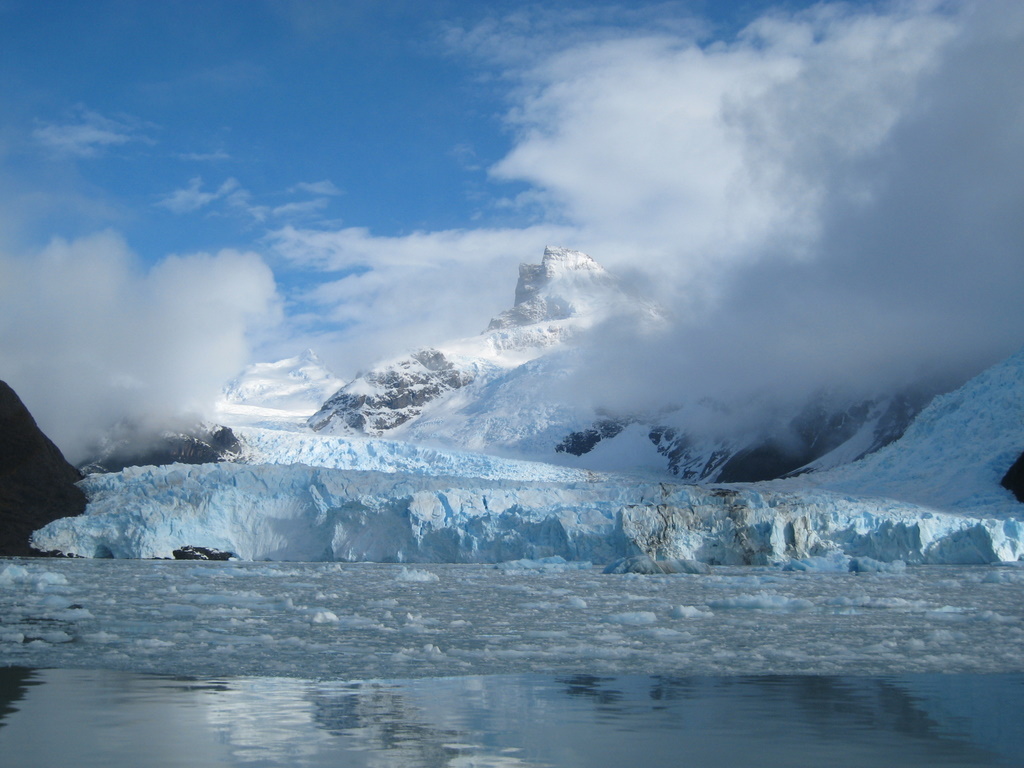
[304,246,931,480]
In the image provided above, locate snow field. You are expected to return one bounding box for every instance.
[234,425,606,483]
[2,559,1022,679]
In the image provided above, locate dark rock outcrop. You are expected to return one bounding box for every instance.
[1001,451,1024,503]
[0,381,87,556]
[172,545,236,561]
[556,418,627,456]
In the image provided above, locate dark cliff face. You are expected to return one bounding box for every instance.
[0,381,87,556]
[1001,451,1024,503]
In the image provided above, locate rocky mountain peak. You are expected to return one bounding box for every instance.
[540,245,604,275]
[489,246,616,331]
[306,246,656,439]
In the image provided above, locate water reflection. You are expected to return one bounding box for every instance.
[0,667,39,729]
[0,670,1020,767]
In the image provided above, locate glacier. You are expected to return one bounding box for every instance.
[30,457,1024,564]
[28,287,1024,566]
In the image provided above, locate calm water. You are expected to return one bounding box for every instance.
[1,668,1022,767]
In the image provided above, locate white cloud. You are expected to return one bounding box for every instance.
[157,177,241,214]
[546,0,1024,413]
[270,198,330,219]
[268,224,576,374]
[291,180,342,196]
[177,150,232,162]
[38,0,1011,448]
[33,106,153,158]
[0,231,279,461]
[486,3,961,296]
[159,178,342,224]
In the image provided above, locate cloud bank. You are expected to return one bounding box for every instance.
[0,232,278,461]
[557,0,1024,414]
[278,0,1024,417]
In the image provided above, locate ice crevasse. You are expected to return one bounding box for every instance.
[31,461,1024,564]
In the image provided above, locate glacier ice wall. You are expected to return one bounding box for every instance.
[31,461,1024,564]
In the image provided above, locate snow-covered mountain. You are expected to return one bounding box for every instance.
[305,246,928,480]
[307,247,662,457]
[217,348,344,429]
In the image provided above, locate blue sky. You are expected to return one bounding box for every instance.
[2,0,1023,457]
[0,2,777,252]
[1,2,503,249]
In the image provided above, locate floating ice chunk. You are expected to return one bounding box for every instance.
[975,610,1019,624]
[134,638,175,649]
[38,631,73,644]
[606,611,658,625]
[48,607,94,621]
[422,643,445,659]
[604,555,710,575]
[567,596,588,609]
[392,644,446,662]
[603,555,662,575]
[660,559,712,575]
[982,570,1024,584]
[395,567,439,583]
[309,610,339,624]
[495,556,592,573]
[0,565,68,589]
[849,557,907,573]
[83,631,120,643]
[671,605,714,619]
[335,614,384,629]
[709,592,815,611]
[826,596,930,611]
[0,565,29,584]
[782,554,850,572]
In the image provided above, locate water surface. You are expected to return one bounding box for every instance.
[1,668,1022,768]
